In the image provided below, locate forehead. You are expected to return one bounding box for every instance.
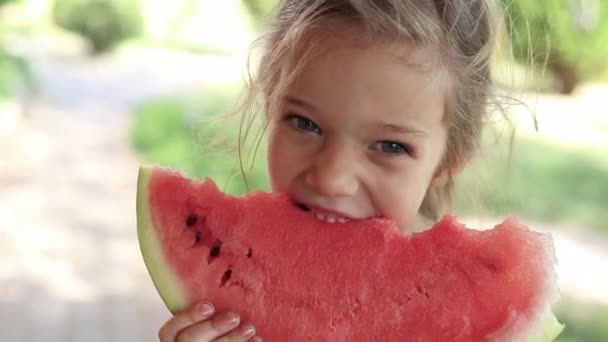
[282,36,448,125]
[301,35,445,81]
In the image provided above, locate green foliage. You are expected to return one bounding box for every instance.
[52,0,144,53]
[241,0,278,20]
[0,53,32,99]
[501,0,608,85]
[131,87,269,195]
[0,0,19,7]
[554,296,608,342]
[454,133,608,232]
[0,27,35,101]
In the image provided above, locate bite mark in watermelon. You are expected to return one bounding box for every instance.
[136,165,564,341]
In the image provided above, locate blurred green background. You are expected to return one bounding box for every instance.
[1,0,607,341]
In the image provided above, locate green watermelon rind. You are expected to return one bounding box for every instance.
[535,307,565,342]
[137,165,187,314]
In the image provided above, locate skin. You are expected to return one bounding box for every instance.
[158,302,262,342]
[159,36,458,342]
[268,37,452,232]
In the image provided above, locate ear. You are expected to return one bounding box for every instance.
[430,159,467,188]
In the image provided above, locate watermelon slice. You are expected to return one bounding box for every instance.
[137,165,564,341]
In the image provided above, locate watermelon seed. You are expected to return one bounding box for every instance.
[210,245,221,258]
[247,248,252,258]
[194,231,202,244]
[220,268,232,287]
[186,214,198,227]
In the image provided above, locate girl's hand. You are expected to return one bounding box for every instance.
[159,301,262,342]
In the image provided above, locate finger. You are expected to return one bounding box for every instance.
[213,322,257,342]
[249,336,263,342]
[176,311,241,342]
[159,302,215,341]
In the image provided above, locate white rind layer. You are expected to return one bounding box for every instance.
[137,165,188,314]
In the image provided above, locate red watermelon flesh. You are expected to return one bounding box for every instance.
[137,165,563,341]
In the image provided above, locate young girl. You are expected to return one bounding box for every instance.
[159,0,498,340]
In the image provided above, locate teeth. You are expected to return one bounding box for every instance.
[312,210,348,224]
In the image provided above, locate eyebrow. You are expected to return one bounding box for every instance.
[381,123,427,136]
[284,95,317,111]
[286,95,427,136]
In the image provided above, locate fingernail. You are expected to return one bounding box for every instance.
[251,336,263,342]
[199,302,214,317]
[222,312,240,328]
[239,323,255,338]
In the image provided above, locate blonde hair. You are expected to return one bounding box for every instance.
[238,0,501,220]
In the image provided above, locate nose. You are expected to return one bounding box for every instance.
[303,140,359,198]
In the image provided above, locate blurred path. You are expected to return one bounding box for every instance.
[0,35,244,341]
[0,107,163,341]
[0,34,607,342]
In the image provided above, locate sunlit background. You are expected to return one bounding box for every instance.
[0,0,606,341]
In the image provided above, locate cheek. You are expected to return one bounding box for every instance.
[266,128,298,192]
[266,131,283,191]
[371,169,430,227]
[382,185,420,219]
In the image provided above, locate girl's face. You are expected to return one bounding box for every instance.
[266,38,451,232]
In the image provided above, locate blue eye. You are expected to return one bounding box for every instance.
[286,114,320,133]
[374,141,410,155]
